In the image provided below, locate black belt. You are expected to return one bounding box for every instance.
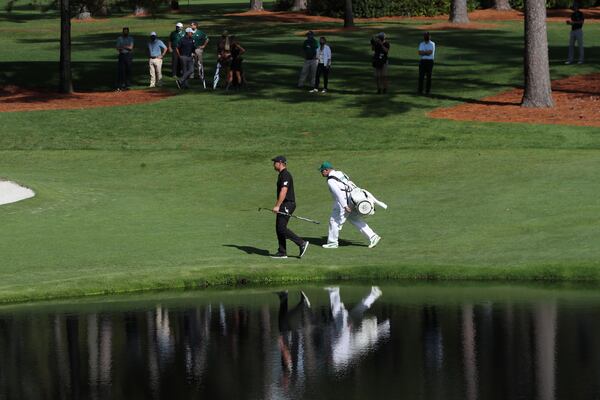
[150,56,159,59]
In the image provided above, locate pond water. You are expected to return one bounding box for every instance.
[1,283,600,400]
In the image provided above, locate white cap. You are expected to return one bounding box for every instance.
[185,27,193,33]
[150,31,157,36]
[176,22,183,28]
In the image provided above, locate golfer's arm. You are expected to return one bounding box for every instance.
[275,187,288,208]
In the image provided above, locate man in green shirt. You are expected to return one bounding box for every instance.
[168,22,184,78]
[190,21,209,88]
[298,31,318,89]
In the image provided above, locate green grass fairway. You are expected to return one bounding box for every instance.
[1,3,600,303]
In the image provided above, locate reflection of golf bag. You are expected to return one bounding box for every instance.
[329,173,388,216]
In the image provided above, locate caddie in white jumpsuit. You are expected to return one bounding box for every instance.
[319,161,381,249]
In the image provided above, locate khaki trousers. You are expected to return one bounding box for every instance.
[149,58,163,87]
[298,59,318,88]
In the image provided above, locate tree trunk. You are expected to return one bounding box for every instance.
[250,0,263,11]
[291,0,306,11]
[344,0,354,27]
[449,0,469,23]
[521,0,554,108]
[492,0,512,10]
[59,0,73,94]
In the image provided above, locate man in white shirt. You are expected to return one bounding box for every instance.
[311,37,332,93]
[319,161,381,249]
[418,32,435,95]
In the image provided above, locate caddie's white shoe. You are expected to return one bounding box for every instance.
[322,242,339,249]
[368,235,381,248]
[370,286,382,299]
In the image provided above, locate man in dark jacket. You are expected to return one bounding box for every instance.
[297,31,318,88]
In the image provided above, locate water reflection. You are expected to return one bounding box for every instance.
[0,285,599,399]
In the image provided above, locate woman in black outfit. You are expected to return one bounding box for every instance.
[228,36,246,90]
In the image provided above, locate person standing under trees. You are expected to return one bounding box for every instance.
[565,3,585,65]
[147,32,167,88]
[311,37,331,94]
[298,31,318,89]
[190,21,209,87]
[168,22,184,78]
[418,32,435,95]
[115,27,134,91]
[213,31,232,90]
[270,156,310,260]
[175,28,196,89]
[371,32,390,94]
[229,37,246,90]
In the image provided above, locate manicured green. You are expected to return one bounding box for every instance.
[1,2,599,303]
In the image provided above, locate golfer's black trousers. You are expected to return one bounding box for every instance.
[276,201,304,254]
[418,59,434,94]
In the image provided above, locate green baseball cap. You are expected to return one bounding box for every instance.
[319,161,333,172]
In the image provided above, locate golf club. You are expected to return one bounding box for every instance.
[258,207,320,224]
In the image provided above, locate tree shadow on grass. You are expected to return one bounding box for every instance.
[428,92,521,106]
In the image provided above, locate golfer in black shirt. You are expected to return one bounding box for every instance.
[271,156,309,259]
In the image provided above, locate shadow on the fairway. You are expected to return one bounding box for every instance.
[223,244,271,256]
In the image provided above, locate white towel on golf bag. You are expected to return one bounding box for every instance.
[328,170,388,216]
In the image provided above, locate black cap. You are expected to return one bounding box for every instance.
[271,155,287,163]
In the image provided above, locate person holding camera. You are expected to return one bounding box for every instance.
[371,32,390,94]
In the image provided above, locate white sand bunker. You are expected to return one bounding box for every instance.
[0,180,35,206]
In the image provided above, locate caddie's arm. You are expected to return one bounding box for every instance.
[328,180,351,212]
[273,187,287,213]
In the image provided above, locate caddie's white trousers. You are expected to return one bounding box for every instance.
[328,206,375,244]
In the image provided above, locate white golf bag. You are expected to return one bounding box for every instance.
[328,172,388,216]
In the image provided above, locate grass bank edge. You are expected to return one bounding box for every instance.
[3,263,600,304]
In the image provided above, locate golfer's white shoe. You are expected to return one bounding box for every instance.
[309,88,319,93]
[368,235,381,248]
[322,242,339,249]
[271,253,288,259]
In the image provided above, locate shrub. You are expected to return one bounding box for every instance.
[307,0,479,18]
[273,0,295,11]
